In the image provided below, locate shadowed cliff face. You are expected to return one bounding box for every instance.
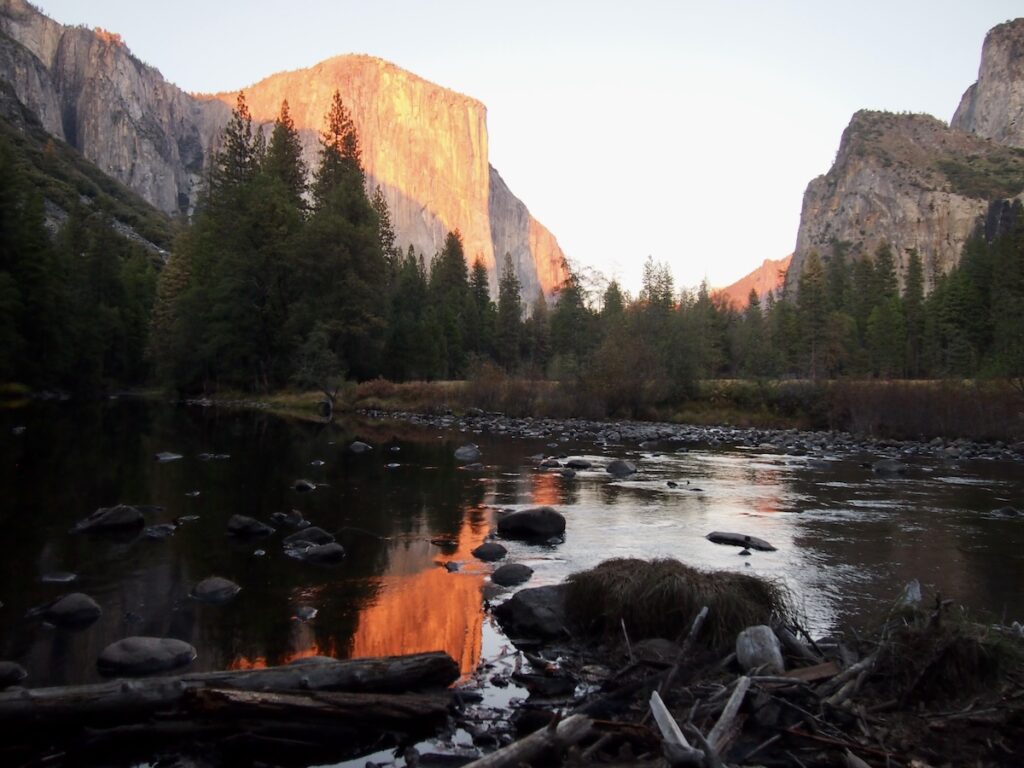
[0,0,568,296]
[952,19,1024,149]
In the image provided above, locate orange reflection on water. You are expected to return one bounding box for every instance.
[350,515,489,675]
[530,471,562,506]
[229,637,339,671]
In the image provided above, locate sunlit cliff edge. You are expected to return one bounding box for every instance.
[0,0,568,296]
[715,254,792,309]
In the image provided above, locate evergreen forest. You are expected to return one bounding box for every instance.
[2,91,1023,415]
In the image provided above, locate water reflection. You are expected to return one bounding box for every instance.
[0,400,1022,691]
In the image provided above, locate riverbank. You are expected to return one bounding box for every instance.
[243,377,1024,443]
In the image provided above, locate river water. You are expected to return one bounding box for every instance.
[1,399,1022,691]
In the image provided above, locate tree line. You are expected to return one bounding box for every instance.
[2,88,1022,407]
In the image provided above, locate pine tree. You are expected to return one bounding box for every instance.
[903,249,925,377]
[797,251,828,378]
[429,231,471,377]
[263,99,308,211]
[370,185,400,286]
[209,92,259,204]
[495,253,522,371]
[524,290,551,376]
[313,90,362,206]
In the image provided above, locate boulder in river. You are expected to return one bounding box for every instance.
[191,577,241,604]
[45,592,102,628]
[993,506,1021,518]
[226,514,276,538]
[292,479,317,492]
[270,509,310,529]
[71,504,146,534]
[0,661,27,689]
[454,444,481,462]
[472,542,507,562]
[97,636,197,676]
[296,542,346,565]
[493,584,569,640]
[872,458,908,475]
[736,625,785,674]
[144,523,177,540]
[154,452,182,463]
[566,458,592,470]
[606,459,637,477]
[283,526,335,547]
[706,531,777,552]
[349,441,373,454]
[491,563,534,587]
[497,507,566,541]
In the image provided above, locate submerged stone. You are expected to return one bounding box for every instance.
[45,592,102,628]
[472,542,507,562]
[606,459,637,477]
[497,507,566,541]
[491,563,534,587]
[706,531,776,552]
[0,661,28,689]
[191,577,241,604]
[97,636,197,676]
[71,504,146,533]
[455,444,481,462]
[227,514,275,538]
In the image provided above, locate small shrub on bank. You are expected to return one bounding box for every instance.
[564,558,791,651]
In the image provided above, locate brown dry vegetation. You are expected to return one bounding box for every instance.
[564,558,791,651]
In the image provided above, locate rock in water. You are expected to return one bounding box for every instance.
[472,542,507,562]
[349,441,373,454]
[606,459,637,477]
[154,451,183,462]
[41,571,77,584]
[497,507,566,540]
[493,585,569,640]
[706,531,777,552]
[71,504,146,533]
[294,605,318,622]
[226,514,276,537]
[270,509,310,529]
[298,543,346,565]
[45,593,102,628]
[283,526,335,547]
[565,458,592,470]
[872,458,908,475]
[97,637,197,676]
[191,577,241,604]
[736,625,785,674]
[292,479,317,492]
[0,661,27,689]
[144,523,177,540]
[491,563,534,587]
[454,444,481,462]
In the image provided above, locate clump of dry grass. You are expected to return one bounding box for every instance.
[564,558,791,651]
[874,605,1021,704]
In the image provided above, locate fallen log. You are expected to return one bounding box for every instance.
[0,652,459,725]
[190,687,451,728]
[462,714,593,768]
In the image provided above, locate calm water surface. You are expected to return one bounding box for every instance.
[1,399,1022,689]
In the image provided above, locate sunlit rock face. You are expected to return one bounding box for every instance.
[952,19,1024,149]
[0,0,229,213]
[788,18,1024,291]
[0,0,568,295]
[715,254,792,309]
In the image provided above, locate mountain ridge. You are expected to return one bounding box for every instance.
[0,0,567,296]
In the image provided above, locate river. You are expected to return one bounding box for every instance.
[1,398,1022,691]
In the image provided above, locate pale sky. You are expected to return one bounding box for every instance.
[35,1,1022,294]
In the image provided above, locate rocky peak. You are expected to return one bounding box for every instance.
[715,254,792,309]
[952,18,1024,148]
[0,1,568,296]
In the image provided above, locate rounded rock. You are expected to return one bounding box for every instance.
[191,577,241,604]
[45,592,102,628]
[0,661,28,689]
[491,563,534,587]
[97,636,197,676]
[472,542,508,562]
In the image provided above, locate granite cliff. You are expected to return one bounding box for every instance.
[0,0,567,295]
[952,19,1024,148]
[715,254,792,309]
[788,18,1024,292]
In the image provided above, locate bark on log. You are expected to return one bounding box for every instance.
[462,714,593,768]
[0,652,459,725]
[189,687,451,728]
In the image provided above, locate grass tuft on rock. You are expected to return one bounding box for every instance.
[564,558,790,651]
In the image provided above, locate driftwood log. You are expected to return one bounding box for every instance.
[462,714,593,768]
[0,652,459,726]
